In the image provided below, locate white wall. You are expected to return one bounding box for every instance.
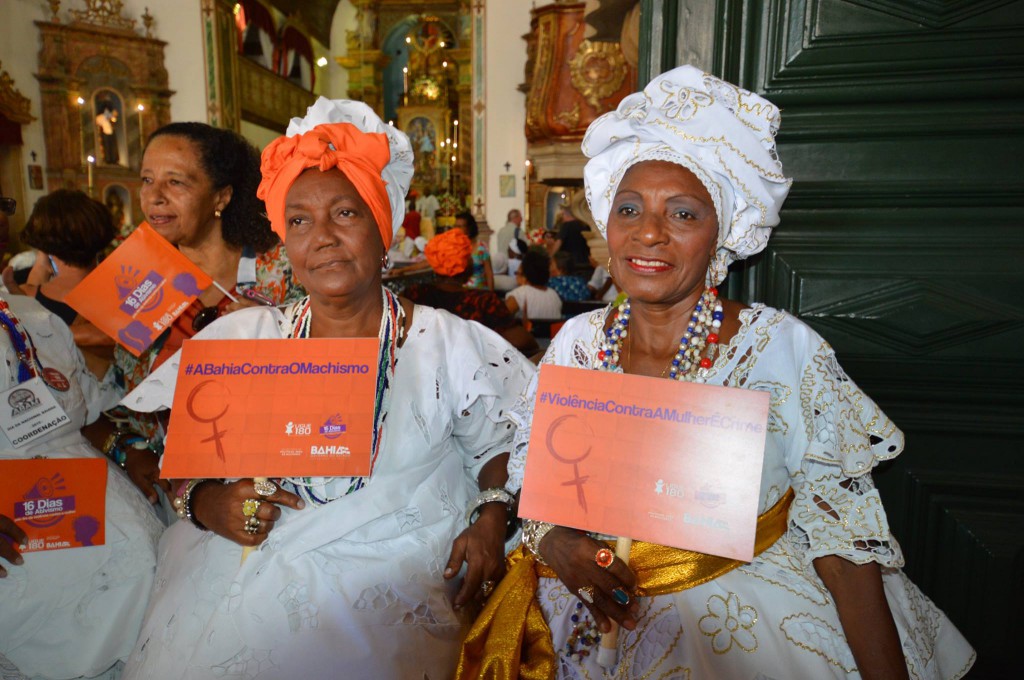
[122,0,207,123]
[482,0,530,229]
[329,0,357,99]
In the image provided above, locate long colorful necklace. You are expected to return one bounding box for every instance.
[598,287,724,383]
[0,297,43,383]
[283,287,404,505]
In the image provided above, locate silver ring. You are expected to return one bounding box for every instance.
[244,518,260,535]
[481,580,496,598]
[253,480,277,497]
[577,585,595,604]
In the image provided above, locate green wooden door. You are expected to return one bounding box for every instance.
[642,0,1024,676]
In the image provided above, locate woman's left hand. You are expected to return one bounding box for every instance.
[444,502,508,610]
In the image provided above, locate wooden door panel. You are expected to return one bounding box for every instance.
[736,0,1024,675]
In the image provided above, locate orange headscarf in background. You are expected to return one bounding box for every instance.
[424,228,473,277]
[257,123,395,248]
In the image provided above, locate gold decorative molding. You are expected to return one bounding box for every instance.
[238,57,315,132]
[0,63,35,124]
[69,0,137,32]
[553,103,580,129]
[569,39,627,110]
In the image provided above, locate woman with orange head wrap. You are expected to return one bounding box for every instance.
[406,229,538,355]
[118,99,535,679]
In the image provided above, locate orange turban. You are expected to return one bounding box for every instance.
[425,228,473,277]
[257,123,395,248]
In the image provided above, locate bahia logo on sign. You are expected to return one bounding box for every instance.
[8,388,40,416]
[695,483,727,509]
[319,413,347,439]
[654,478,685,499]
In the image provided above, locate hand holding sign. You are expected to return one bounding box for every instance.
[0,514,28,577]
[191,478,303,549]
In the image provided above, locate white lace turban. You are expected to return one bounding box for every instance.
[582,65,792,285]
[283,97,414,241]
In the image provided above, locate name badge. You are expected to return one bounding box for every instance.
[1,376,72,448]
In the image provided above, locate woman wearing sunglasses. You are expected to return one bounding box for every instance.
[112,123,305,505]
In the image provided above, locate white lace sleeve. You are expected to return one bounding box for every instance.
[787,337,905,568]
[445,319,537,481]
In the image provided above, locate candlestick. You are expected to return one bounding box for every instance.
[86,155,95,196]
[402,67,409,105]
[136,103,145,151]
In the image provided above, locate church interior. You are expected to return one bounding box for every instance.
[0,0,1021,677]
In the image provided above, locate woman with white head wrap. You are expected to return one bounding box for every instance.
[118,98,535,679]
[459,67,973,679]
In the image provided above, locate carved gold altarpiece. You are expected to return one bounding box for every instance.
[36,0,173,231]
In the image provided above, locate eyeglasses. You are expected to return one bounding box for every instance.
[0,197,15,216]
[192,306,221,333]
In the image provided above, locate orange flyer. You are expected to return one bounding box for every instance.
[519,365,770,561]
[0,458,107,553]
[64,222,213,356]
[161,338,379,478]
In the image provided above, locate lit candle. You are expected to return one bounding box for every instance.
[76,96,86,165]
[86,155,95,196]
[137,103,145,151]
[402,67,409,104]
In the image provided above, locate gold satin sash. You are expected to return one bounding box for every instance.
[455,487,794,680]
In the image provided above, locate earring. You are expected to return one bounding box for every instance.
[381,252,391,271]
[607,257,612,273]
[214,209,222,218]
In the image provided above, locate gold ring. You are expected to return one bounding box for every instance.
[253,480,277,497]
[242,498,261,518]
[577,585,595,604]
[595,547,615,569]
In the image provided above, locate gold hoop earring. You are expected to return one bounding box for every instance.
[381,252,391,271]
[607,257,612,273]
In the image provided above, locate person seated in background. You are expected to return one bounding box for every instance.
[405,228,538,356]
[403,191,422,239]
[550,203,591,270]
[1,190,116,377]
[0,187,12,269]
[0,293,163,680]
[548,251,590,303]
[457,211,494,290]
[587,253,619,302]
[505,248,562,320]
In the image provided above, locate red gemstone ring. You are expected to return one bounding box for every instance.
[595,547,615,569]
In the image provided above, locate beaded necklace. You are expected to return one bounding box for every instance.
[0,298,43,383]
[283,287,404,505]
[598,287,723,383]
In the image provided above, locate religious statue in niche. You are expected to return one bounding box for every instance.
[406,116,437,184]
[92,91,125,166]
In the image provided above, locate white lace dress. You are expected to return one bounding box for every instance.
[506,305,975,680]
[118,303,535,680]
[0,295,163,680]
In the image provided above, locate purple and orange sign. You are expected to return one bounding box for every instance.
[0,458,107,552]
[65,222,213,356]
[519,365,770,561]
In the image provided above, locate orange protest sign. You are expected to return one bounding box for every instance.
[519,365,770,561]
[161,338,379,478]
[64,222,213,356]
[0,458,107,553]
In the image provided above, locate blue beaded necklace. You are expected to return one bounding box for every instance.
[598,287,724,383]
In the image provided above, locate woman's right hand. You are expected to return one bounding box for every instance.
[191,479,304,547]
[124,447,169,504]
[539,527,640,633]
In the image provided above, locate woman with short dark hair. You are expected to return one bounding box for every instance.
[505,248,562,320]
[114,122,304,504]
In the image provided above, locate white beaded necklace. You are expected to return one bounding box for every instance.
[598,287,724,383]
